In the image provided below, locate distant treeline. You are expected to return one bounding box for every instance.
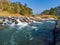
[0,0,33,16]
[40,6,60,16]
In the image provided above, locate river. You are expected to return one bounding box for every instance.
[0,20,58,45]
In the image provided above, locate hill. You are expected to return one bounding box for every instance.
[40,6,60,16]
[0,0,33,17]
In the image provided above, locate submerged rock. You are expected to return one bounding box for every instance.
[0,25,8,30]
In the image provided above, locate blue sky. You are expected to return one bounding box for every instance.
[10,0,60,14]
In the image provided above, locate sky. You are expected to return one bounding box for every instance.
[10,0,60,14]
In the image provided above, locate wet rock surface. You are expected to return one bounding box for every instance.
[0,16,55,26]
[55,20,60,45]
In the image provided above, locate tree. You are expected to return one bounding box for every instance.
[24,3,27,7]
[20,9,25,15]
[40,10,49,15]
[0,0,8,10]
[49,8,55,15]
[28,8,33,16]
[0,0,33,16]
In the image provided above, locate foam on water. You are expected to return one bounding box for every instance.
[8,20,28,45]
[10,22,16,27]
[46,20,56,23]
[0,20,57,45]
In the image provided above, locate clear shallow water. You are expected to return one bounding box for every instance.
[0,20,56,45]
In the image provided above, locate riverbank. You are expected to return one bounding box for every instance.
[0,16,57,29]
[0,14,59,30]
[0,16,55,24]
[0,11,58,19]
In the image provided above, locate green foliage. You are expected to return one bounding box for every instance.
[49,8,55,15]
[41,10,49,15]
[0,0,33,16]
[40,6,60,16]
[20,9,25,15]
[55,6,60,16]
[56,16,60,19]
[28,8,33,16]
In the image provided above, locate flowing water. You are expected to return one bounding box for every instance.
[0,20,57,45]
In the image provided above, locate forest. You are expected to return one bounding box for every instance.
[0,0,33,16]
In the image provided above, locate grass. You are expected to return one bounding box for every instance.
[0,11,21,17]
[35,15,58,19]
[0,11,59,20]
